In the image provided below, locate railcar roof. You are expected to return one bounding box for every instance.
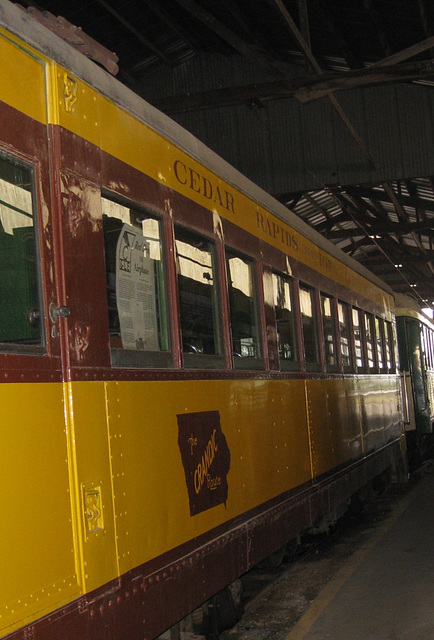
[395,293,434,328]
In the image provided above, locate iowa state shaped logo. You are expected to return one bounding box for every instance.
[177,410,231,516]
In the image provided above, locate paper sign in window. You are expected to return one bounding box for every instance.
[115,223,159,351]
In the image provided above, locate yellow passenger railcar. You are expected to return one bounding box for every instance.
[0,2,405,639]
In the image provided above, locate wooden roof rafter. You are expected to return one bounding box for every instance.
[342,186,389,221]
[327,218,434,239]
[171,0,285,80]
[418,0,432,40]
[142,0,199,55]
[302,192,335,228]
[311,0,362,70]
[346,185,434,214]
[94,0,173,68]
[363,0,393,58]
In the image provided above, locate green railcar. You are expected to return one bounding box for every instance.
[396,294,434,465]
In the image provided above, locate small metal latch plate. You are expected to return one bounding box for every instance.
[84,486,104,534]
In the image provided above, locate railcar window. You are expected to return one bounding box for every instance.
[0,154,42,350]
[375,317,385,370]
[428,327,433,370]
[227,251,261,368]
[364,312,376,370]
[427,327,434,370]
[273,272,297,366]
[299,284,320,368]
[426,327,432,370]
[338,301,352,370]
[427,326,433,370]
[422,325,432,370]
[384,320,393,370]
[352,308,364,369]
[175,226,223,367]
[422,325,427,367]
[102,197,170,367]
[321,294,337,369]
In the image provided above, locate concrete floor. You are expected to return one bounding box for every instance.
[287,464,434,640]
[223,463,434,640]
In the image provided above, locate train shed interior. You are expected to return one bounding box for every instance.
[15,0,434,309]
[1,2,434,640]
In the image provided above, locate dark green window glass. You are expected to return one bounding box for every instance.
[0,154,41,346]
[227,251,260,361]
[365,313,376,369]
[299,284,319,365]
[338,301,352,368]
[273,272,297,362]
[352,308,364,368]
[375,317,384,369]
[175,226,221,356]
[321,294,336,367]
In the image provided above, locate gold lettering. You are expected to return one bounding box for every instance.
[256,209,300,252]
[207,474,222,490]
[193,430,219,495]
[202,176,213,199]
[189,168,201,193]
[225,191,236,214]
[194,466,201,494]
[174,160,187,185]
[272,222,280,238]
[214,186,224,207]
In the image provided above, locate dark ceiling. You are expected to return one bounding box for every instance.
[17,0,434,309]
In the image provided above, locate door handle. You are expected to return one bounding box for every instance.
[49,303,71,322]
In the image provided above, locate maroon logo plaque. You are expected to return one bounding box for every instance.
[177,410,231,516]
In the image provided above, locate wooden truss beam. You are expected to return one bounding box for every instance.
[153,59,434,113]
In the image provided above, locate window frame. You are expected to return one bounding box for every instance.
[364,311,377,372]
[352,307,367,373]
[0,151,45,355]
[299,282,321,372]
[321,293,339,373]
[375,316,388,373]
[226,248,264,370]
[174,224,225,370]
[422,324,433,371]
[428,326,434,371]
[383,319,395,372]
[337,300,354,373]
[272,270,300,371]
[102,192,172,369]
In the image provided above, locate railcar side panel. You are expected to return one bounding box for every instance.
[68,375,402,587]
[0,26,83,639]
[361,376,402,451]
[104,378,312,576]
[64,381,119,594]
[0,383,79,636]
[306,378,362,477]
[304,376,401,479]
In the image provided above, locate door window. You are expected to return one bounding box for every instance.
[175,226,223,366]
[273,272,297,365]
[0,153,42,349]
[227,250,262,367]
